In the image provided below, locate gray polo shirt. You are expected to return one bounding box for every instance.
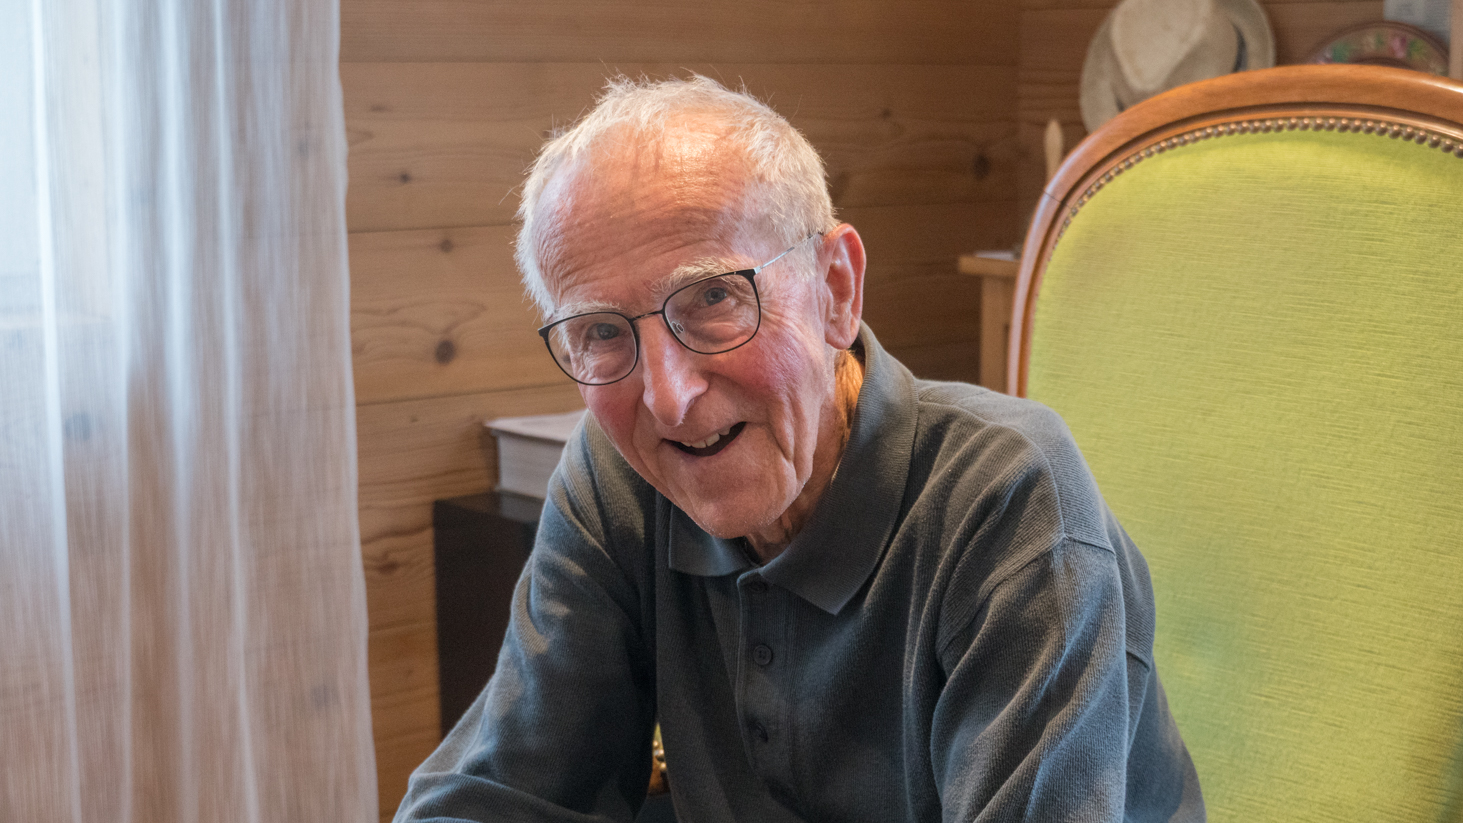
[396,325,1204,823]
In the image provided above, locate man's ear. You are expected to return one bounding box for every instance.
[819,223,865,349]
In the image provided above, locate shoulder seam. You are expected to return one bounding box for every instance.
[916,395,1072,542]
[936,535,1115,660]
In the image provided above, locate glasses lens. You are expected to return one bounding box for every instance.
[664,274,760,354]
[546,312,637,384]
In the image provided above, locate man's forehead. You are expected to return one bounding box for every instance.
[535,128,769,314]
[554,127,749,210]
[541,164,749,269]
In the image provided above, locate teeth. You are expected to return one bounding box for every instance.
[679,425,736,451]
[686,432,721,449]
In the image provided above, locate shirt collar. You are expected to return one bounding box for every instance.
[667,324,918,614]
[666,510,752,577]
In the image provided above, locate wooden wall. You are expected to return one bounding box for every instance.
[1016,0,1385,217]
[341,2,1023,817]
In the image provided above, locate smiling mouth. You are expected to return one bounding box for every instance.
[671,422,746,457]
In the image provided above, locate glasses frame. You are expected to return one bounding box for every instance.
[537,234,817,386]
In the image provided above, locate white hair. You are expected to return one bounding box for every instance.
[515,74,838,316]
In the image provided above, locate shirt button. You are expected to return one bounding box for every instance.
[753,644,774,666]
[748,579,769,594]
[749,721,769,743]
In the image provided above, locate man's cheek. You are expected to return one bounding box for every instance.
[585,398,646,468]
[745,350,805,394]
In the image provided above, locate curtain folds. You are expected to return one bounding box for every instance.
[1,0,377,820]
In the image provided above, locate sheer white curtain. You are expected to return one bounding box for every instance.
[1,0,376,820]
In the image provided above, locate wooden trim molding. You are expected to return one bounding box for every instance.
[1008,64,1463,397]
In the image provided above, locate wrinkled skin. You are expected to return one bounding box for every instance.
[536,116,865,560]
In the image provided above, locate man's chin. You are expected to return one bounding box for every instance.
[652,457,799,540]
[675,496,786,542]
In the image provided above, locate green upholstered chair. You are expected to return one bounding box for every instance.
[1010,65,1463,822]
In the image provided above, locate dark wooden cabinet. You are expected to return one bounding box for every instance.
[433,490,542,736]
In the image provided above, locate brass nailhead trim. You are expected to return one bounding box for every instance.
[1053,113,1460,252]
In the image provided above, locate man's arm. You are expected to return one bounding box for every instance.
[394,440,658,823]
[930,537,1200,822]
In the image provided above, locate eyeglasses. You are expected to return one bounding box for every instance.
[538,234,817,386]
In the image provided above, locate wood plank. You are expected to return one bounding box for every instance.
[369,621,440,742]
[356,381,584,524]
[885,339,982,384]
[864,270,982,350]
[342,62,1016,124]
[843,199,1021,258]
[357,383,583,633]
[1018,7,1107,78]
[350,224,563,406]
[343,62,1018,233]
[368,620,440,819]
[843,201,1018,353]
[376,724,441,823]
[1014,0,1100,187]
[341,0,1019,65]
[360,515,436,634]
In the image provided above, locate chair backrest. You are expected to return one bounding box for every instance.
[1011,65,1463,822]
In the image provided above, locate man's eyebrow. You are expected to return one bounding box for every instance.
[650,256,747,297]
[547,298,621,322]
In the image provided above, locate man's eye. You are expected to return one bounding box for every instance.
[700,286,728,306]
[590,323,621,341]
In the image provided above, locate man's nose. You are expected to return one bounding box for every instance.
[637,321,707,427]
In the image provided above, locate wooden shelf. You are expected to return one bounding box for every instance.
[957,252,1020,392]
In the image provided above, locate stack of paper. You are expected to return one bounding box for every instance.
[484,409,587,499]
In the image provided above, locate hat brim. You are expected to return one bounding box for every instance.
[1079,0,1276,132]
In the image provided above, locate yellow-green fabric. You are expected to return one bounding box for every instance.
[1027,128,1463,822]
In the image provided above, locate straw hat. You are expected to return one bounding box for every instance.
[1080,0,1275,131]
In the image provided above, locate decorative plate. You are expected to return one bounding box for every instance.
[1309,21,1449,75]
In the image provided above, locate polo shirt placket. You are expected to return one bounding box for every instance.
[733,570,794,798]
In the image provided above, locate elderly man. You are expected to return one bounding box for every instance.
[395,76,1203,823]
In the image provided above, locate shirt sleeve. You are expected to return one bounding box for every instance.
[929,537,1179,823]
[392,435,659,823]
